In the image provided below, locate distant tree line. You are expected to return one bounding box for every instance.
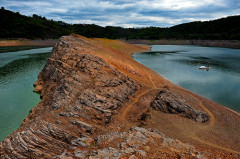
[1,7,240,40]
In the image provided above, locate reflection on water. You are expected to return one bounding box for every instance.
[132,45,240,112]
[0,47,52,141]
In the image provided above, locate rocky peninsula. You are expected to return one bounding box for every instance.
[0,35,239,158]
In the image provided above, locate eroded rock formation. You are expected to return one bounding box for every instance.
[1,35,240,158]
[0,36,142,158]
[151,90,209,122]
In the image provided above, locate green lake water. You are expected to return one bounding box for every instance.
[132,45,240,112]
[0,46,52,141]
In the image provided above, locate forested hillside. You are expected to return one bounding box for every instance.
[1,7,240,40]
[0,7,70,39]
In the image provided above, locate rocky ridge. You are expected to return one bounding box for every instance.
[0,35,239,158]
[0,36,142,158]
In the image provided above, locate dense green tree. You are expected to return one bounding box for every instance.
[0,8,240,40]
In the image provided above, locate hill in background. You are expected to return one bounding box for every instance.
[1,7,240,40]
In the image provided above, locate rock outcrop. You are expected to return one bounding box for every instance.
[0,36,143,158]
[1,35,240,158]
[151,90,209,122]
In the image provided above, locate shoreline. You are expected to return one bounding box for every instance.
[125,39,240,49]
[0,39,58,47]
[2,39,240,49]
[131,51,240,115]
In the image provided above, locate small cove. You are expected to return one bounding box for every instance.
[0,46,52,141]
[132,45,240,112]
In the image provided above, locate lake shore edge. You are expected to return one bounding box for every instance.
[0,39,58,47]
[1,39,240,49]
[131,46,240,113]
[126,39,240,49]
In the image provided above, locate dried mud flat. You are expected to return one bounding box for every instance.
[0,35,240,158]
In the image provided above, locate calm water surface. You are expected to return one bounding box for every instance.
[0,46,52,141]
[132,45,240,112]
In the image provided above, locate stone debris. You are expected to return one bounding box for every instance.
[54,127,205,159]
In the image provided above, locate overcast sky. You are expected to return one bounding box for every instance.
[1,0,240,27]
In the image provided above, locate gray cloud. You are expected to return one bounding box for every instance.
[1,0,240,27]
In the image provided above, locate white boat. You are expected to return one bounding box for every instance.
[199,66,210,69]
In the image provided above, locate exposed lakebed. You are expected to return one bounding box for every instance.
[132,45,240,112]
[0,46,52,141]
[0,45,239,142]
